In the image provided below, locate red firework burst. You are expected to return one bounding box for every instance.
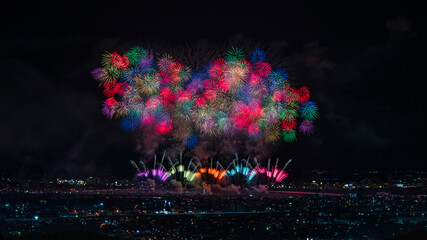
[281,119,297,131]
[103,80,118,97]
[217,78,230,92]
[105,97,118,107]
[298,86,311,104]
[253,62,271,78]
[156,120,173,134]
[110,52,129,71]
[195,95,207,106]
[160,87,175,105]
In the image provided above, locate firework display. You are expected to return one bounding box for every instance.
[225,156,258,187]
[254,158,292,185]
[195,158,227,185]
[92,46,318,148]
[131,152,291,189]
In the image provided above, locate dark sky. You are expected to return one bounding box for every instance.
[1,1,426,179]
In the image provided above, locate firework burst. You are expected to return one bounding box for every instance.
[93,46,319,146]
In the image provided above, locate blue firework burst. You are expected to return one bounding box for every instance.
[185,133,199,150]
[300,101,319,121]
[121,114,141,131]
[251,48,266,63]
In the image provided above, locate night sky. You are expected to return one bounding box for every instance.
[1,1,426,179]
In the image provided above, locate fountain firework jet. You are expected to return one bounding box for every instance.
[225,154,258,188]
[130,160,141,173]
[132,153,169,184]
[195,158,227,186]
[254,158,291,185]
[132,152,291,191]
[166,152,198,187]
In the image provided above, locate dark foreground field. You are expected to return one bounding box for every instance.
[1,189,426,239]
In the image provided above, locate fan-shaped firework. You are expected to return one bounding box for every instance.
[195,159,227,186]
[93,46,319,148]
[165,153,198,187]
[225,160,257,187]
[131,152,291,190]
[254,158,291,185]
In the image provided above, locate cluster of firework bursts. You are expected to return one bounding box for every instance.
[92,46,318,148]
[130,152,291,188]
